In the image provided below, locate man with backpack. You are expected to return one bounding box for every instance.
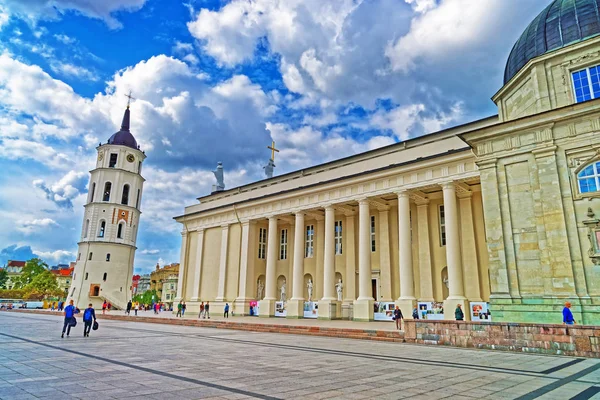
[83,303,97,337]
[61,299,79,338]
[126,300,132,315]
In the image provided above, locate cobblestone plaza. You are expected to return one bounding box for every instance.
[1,312,599,399]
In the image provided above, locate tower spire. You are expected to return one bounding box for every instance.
[121,91,135,131]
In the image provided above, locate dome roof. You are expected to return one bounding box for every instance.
[107,107,139,150]
[504,0,600,84]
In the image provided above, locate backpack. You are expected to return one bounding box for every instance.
[83,308,93,322]
[65,305,75,318]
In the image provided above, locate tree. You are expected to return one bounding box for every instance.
[0,269,7,289]
[26,270,59,293]
[133,289,158,306]
[13,258,48,289]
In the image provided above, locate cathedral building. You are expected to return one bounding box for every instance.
[69,105,145,310]
[175,0,600,324]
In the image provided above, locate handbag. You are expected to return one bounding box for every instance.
[69,317,77,327]
[92,321,99,331]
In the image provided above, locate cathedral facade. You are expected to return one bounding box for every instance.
[175,0,600,324]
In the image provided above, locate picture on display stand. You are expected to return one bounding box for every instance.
[275,301,287,317]
[303,301,318,318]
[418,302,445,320]
[374,302,395,321]
[470,302,492,322]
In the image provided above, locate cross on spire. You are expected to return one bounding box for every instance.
[267,141,279,161]
[125,91,135,109]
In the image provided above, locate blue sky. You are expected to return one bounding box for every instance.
[0,0,548,273]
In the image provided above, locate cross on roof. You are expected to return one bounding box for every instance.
[267,141,279,161]
[125,91,136,108]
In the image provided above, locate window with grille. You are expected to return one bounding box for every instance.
[258,228,267,259]
[280,229,288,260]
[335,220,343,255]
[305,225,314,258]
[370,216,376,252]
[577,162,600,194]
[572,65,600,103]
[439,205,447,246]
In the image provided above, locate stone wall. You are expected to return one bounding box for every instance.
[404,319,600,357]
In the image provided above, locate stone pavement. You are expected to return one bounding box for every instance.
[1,312,599,400]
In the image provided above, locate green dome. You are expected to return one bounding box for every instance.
[504,0,600,84]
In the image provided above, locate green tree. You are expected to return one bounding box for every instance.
[0,269,7,289]
[27,270,59,292]
[14,258,48,289]
[133,289,158,306]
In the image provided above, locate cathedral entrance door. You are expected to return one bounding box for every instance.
[371,279,378,300]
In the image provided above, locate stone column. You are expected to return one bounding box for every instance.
[287,212,305,318]
[190,228,204,302]
[378,209,393,302]
[354,199,374,321]
[315,217,325,300]
[235,221,255,315]
[259,216,278,317]
[441,182,469,320]
[416,200,434,301]
[215,224,229,303]
[458,192,482,301]
[395,191,416,318]
[320,205,340,319]
[174,230,188,303]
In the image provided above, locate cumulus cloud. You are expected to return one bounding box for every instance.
[50,62,98,81]
[33,249,75,263]
[17,218,59,235]
[1,0,148,29]
[141,249,160,255]
[33,170,88,209]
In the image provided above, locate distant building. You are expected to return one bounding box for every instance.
[150,263,180,302]
[131,274,141,296]
[51,268,74,297]
[3,260,25,290]
[161,274,178,308]
[137,274,151,294]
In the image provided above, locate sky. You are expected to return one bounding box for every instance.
[0,0,550,274]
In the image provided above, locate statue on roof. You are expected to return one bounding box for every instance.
[212,162,225,192]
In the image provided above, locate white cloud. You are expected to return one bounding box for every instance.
[33,170,88,209]
[0,6,9,30]
[405,0,437,13]
[0,138,70,168]
[33,249,75,263]
[50,62,98,81]
[1,0,148,29]
[53,34,76,44]
[141,249,160,255]
[18,218,59,235]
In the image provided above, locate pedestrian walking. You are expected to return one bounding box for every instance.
[107,302,112,312]
[199,302,205,318]
[82,303,97,337]
[455,304,464,321]
[412,307,419,320]
[58,301,63,311]
[224,303,229,318]
[176,301,182,317]
[182,302,187,317]
[101,300,107,315]
[563,302,576,325]
[61,300,79,338]
[393,306,403,330]
[126,300,132,315]
[134,302,139,316]
[205,302,210,319]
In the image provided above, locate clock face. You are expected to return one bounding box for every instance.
[98,153,104,161]
[127,154,135,163]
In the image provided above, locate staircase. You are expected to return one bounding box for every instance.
[99,292,126,310]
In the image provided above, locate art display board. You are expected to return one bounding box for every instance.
[249,301,259,316]
[374,302,395,321]
[470,302,492,322]
[275,301,287,317]
[303,301,318,318]
[418,302,445,320]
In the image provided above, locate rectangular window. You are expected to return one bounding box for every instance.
[85,273,88,280]
[280,229,288,260]
[305,225,314,258]
[370,216,376,252]
[109,153,118,168]
[572,65,600,103]
[88,252,93,261]
[258,228,267,259]
[439,205,447,246]
[335,220,343,255]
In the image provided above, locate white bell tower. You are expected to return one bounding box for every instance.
[69,104,146,309]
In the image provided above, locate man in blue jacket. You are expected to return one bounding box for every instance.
[82,303,97,337]
[61,299,79,338]
[563,302,576,325]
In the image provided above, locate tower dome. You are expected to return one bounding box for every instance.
[107,107,139,149]
[504,0,600,85]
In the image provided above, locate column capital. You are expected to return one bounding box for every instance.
[476,158,498,171]
[220,223,230,229]
[440,180,455,191]
[395,190,410,198]
[267,215,278,222]
[195,227,205,234]
[180,230,188,237]
[357,197,370,206]
[323,204,335,212]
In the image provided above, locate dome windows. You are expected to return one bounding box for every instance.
[121,184,130,205]
[103,182,112,202]
[578,162,600,194]
[109,153,118,168]
[572,65,600,103]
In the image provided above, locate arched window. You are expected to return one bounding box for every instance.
[98,220,106,238]
[578,162,600,193]
[117,223,124,239]
[89,182,96,203]
[106,253,111,262]
[121,184,130,205]
[88,252,93,260]
[103,272,107,281]
[84,219,89,238]
[103,182,112,201]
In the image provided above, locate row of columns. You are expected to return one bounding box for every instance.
[177,181,473,321]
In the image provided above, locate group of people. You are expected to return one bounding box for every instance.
[50,301,65,311]
[176,301,187,317]
[173,301,232,319]
[125,300,141,316]
[60,299,98,338]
